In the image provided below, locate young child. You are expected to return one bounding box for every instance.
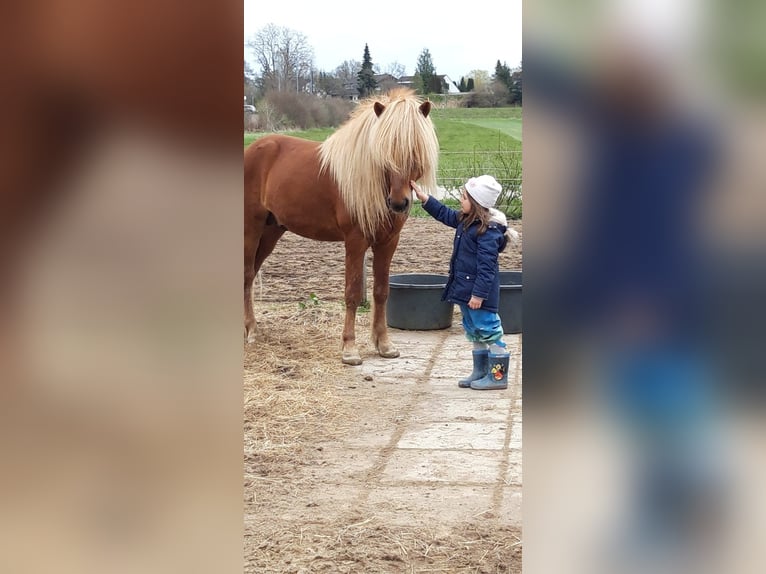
[410,176,517,390]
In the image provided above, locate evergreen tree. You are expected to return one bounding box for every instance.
[467,77,475,92]
[357,44,378,97]
[413,74,426,95]
[494,60,512,91]
[414,48,439,95]
[455,76,474,93]
[510,65,522,105]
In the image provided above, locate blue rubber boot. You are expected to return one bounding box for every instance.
[471,351,510,390]
[458,350,489,388]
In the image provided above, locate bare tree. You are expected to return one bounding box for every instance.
[316,70,343,96]
[334,60,361,84]
[382,62,406,78]
[469,69,491,91]
[247,23,314,93]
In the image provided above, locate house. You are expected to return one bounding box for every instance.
[395,74,459,94]
[327,73,459,100]
[373,74,399,93]
[325,81,359,101]
[440,75,462,94]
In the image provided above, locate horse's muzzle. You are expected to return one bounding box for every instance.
[388,197,410,213]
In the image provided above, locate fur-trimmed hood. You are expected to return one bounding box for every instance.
[489,208,520,247]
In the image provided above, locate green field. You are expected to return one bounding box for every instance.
[244,107,522,218]
[244,128,331,147]
[430,107,521,120]
[432,119,520,151]
[245,108,522,147]
[457,118,522,141]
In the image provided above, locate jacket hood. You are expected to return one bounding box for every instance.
[488,208,508,227]
[489,208,520,247]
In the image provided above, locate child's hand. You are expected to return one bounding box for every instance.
[468,295,483,310]
[410,180,428,203]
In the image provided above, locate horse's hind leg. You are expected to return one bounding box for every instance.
[371,235,401,358]
[254,224,286,275]
[244,217,264,343]
[245,221,285,343]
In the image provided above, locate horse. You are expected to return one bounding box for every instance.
[244,88,439,365]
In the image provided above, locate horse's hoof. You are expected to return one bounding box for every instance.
[245,331,256,344]
[378,347,400,359]
[342,351,362,366]
[375,340,400,358]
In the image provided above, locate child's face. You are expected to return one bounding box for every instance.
[460,187,472,214]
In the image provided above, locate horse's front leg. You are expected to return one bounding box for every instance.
[371,234,401,359]
[341,237,368,365]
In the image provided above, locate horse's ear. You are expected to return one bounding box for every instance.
[374,102,386,117]
[419,101,432,117]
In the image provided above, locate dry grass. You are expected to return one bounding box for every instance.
[245,516,522,573]
[244,303,364,469]
[243,300,522,573]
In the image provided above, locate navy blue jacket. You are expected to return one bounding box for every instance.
[423,196,507,312]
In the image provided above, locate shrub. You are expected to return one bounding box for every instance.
[250,100,278,131]
[463,89,507,108]
[269,91,313,129]
[255,91,355,131]
[438,148,522,219]
[325,97,354,126]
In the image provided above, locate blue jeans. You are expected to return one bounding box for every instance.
[459,304,504,345]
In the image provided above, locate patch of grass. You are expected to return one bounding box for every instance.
[458,118,522,141]
[430,106,522,120]
[433,119,520,151]
[298,293,321,310]
[244,128,333,148]
[282,127,333,142]
[408,204,427,218]
[246,108,522,150]
[409,199,460,218]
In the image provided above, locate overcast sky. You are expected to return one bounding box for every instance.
[244,0,522,82]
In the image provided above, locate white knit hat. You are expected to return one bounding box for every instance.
[465,175,502,208]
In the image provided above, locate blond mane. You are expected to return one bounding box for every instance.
[319,88,439,239]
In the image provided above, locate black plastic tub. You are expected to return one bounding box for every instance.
[386,274,453,330]
[499,270,522,334]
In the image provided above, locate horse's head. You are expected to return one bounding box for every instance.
[319,90,437,239]
[374,99,432,215]
[384,172,414,214]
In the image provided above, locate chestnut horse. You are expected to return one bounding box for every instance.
[244,88,439,364]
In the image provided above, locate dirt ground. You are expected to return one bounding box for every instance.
[249,217,523,304]
[244,216,523,573]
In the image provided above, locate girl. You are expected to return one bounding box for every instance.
[410,176,516,390]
